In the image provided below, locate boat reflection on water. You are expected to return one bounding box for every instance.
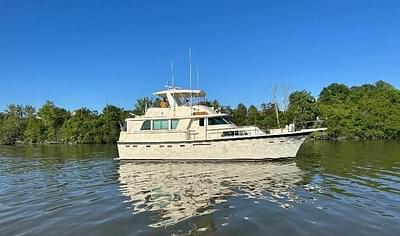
[118,161,303,228]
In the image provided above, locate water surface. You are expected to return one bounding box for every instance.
[0,141,399,235]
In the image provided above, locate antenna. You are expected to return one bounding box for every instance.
[171,59,176,115]
[196,64,200,89]
[196,64,200,106]
[189,48,193,109]
[171,60,174,88]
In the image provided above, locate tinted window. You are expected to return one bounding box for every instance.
[121,121,127,131]
[171,119,179,129]
[140,120,151,130]
[223,116,234,124]
[222,130,249,137]
[208,117,228,125]
[154,120,169,130]
[199,118,205,126]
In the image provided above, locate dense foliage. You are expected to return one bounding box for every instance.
[0,80,399,144]
[318,81,400,139]
[0,102,129,144]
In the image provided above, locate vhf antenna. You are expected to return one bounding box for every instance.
[171,60,174,88]
[196,64,200,105]
[189,48,192,110]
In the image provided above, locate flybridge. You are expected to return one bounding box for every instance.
[153,87,206,107]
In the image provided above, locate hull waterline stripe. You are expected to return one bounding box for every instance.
[116,157,296,162]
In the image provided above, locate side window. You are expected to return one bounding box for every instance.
[121,121,127,131]
[199,118,205,127]
[154,120,169,130]
[223,116,234,124]
[171,119,179,129]
[208,117,228,125]
[141,120,151,130]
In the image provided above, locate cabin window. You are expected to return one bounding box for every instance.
[208,117,228,125]
[141,120,151,130]
[222,130,249,137]
[171,119,179,129]
[153,119,169,130]
[223,116,234,124]
[121,121,127,131]
[199,118,205,127]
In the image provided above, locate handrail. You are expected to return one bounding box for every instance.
[292,120,324,131]
[206,126,265,138]
[184,120,324,140]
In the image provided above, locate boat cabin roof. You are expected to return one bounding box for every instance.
[153,87,206,107]
[153,88,206,98]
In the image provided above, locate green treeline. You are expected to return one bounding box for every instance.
[201,80,400,140]
[318,81,400,139]
[0,102,130,145]
[1,80,399,145]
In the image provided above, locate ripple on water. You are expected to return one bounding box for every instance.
[118,161,309,228]
[1,142,400,236]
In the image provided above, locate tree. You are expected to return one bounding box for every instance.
[286,91,319,128]
[24,106,46,143]
[38,101,70,142]
[61,108,99,144]
[24,118,45,143]
[133,97,159,115]
[246,105,259,126]
[233,103,247,126]
[319,83,350,105]
[258,103,279,130]
[100,105,129,143]
[0,105,29,144]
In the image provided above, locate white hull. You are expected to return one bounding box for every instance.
[117,132,310,160]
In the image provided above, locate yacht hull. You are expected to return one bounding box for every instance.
[117,131,312,160]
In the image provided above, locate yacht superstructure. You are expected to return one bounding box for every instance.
[117,87,325,160]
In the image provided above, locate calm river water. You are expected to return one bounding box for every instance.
[0,141,399,235]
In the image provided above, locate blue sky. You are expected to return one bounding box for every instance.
[1,0,399,111]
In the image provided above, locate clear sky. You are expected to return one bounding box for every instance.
[1,0,399,111]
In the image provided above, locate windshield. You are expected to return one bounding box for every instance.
[223,116,234,124]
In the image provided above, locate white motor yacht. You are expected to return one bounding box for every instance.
[117,87,325,160]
